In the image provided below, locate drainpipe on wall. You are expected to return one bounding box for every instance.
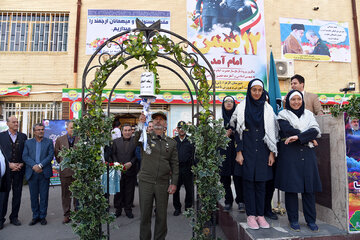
[352,0,360,90]
[73,0,82,89]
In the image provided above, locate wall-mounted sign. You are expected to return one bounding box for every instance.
[86,9,171,55]
[280,17,350,62]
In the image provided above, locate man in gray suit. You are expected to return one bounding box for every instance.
[55,121,78,224]
[23,123,54,226]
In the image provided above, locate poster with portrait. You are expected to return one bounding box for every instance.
[0,121,8,132]
[43,120,67,186]
[280,17,351,62]
[187,0,268,90]
[345,116,360,232]
[86,9,170,55]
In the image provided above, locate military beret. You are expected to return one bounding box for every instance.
[152,111,167,120]
[177,121,186,128]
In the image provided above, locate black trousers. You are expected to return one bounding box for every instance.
[220,176,233,205]
[233,175,244,204]
[114,174,137,214]
[243,179,266,216]
[220,175,244,205]
[173,170,193,211]
[264,179,275,214]
[285,192,316,224]
[0,170,24,223]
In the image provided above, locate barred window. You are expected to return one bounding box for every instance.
[0,11,69,52]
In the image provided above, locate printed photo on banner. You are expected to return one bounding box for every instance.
[280,17,350,62]
[345,116,360,232]
[187,0,267,90]
[86,9,171,55]
[43,120,67,186]
[0,121,8,132]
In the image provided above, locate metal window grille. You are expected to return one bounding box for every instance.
[0,11,69,52]
[2,102,62,138]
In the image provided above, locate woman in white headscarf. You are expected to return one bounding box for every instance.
[230,79,278,230]
[275,89,322,232]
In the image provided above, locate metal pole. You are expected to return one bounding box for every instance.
[106,160,110,239]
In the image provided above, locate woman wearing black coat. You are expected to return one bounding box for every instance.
[275,90,322,232]
[230,79,278,230]
[219,95,244,212]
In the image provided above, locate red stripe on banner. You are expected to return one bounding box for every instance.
[321,101,349,105]
[241,14,261,35]
[5,92,25,96]
[70,109,74,119]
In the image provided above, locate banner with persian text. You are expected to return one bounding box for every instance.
[86,9,170,55]
[186,0,267,90]
[280,17,350,62]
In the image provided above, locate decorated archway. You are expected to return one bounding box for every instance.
[61,20,230,240]
[81,20,216,122]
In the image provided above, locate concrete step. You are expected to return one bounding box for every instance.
[218,201,359,240]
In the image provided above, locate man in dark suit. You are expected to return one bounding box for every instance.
[173,121,195,216]
[23,123,54,226]
[112,123,137,218]
[55,121,78,224]
[0,116,27,230]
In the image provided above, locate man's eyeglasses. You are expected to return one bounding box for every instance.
[34,129,44,131]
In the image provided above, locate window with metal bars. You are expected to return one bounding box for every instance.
[0,11,69,52]
[2,102,62,138]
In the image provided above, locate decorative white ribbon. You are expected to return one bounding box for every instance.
[138,97,156,153]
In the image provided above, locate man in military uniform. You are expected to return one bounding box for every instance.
[195,0,220,33]
[306,30,330,56]
[136,112,179,240]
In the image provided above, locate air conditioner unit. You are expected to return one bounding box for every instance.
[275,59,294,79]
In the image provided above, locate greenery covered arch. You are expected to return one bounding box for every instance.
[61,21,229,240]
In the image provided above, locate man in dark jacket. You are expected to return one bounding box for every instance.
[0,116,27,229]
[195,0,221,32]
[23,123,54,226]
[220,0,253,34]
[112,123,138,218]
[306,30,330,56]
[173,121,195,216]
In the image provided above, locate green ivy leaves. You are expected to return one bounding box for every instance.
[330,95,360,119]
[184,119,229,240]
